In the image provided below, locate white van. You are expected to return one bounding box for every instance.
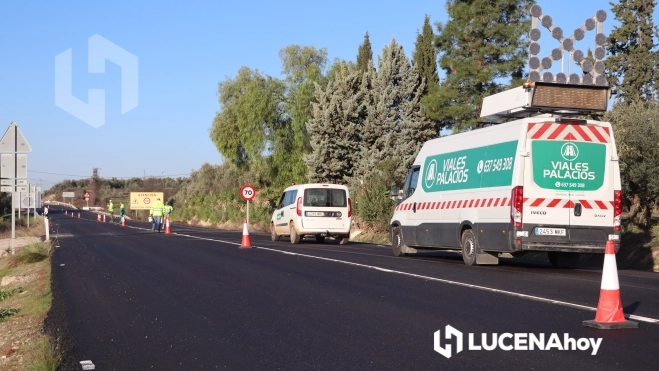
[389,82,622,267]
[271,183,352,244]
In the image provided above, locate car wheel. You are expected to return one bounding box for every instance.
[290,224,301,244]
[461,229,477,266]
[392,227,406,257]
[339,236,349,245]
[270,223,280,241]
[315,235,325,243]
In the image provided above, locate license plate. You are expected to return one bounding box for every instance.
[306,211,324,217]
[535,228,566,236]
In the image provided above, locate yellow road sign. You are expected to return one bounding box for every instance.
[129,192,164,210]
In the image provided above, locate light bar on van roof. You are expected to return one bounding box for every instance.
[480,82,610,121]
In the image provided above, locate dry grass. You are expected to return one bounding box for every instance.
[0,229,59,370]
[0,216,45,240]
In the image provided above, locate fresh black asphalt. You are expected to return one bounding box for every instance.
[44,208,659,370]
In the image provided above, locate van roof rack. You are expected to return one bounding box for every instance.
[479,82,612,123]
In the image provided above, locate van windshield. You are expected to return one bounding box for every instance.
[303,188,347,207]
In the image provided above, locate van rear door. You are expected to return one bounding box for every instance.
[524,121,571,233]
[525,121,613,241]
[300,187,350,231]
[565,123,613,235]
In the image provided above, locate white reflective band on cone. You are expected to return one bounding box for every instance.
[600,254,620,290]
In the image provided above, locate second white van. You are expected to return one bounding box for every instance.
[271,183,352,244]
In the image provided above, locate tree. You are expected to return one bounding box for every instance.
[356,32,374,74]
[354,39,437,184]
[270,45,329,186]
[326,58,357,83]
[428,0,535,132]
[413,14,443,133]
[605,0,659,103]
[412,14,439,91]
[209,67,286,169]
[604,101,659,228]
[305,64,364,183]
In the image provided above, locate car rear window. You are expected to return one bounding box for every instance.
[303,188,347,207]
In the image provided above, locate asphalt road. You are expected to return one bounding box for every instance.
[44,207,659,370]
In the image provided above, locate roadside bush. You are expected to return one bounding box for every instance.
[8,242,51,268]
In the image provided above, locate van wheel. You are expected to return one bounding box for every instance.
[392,227,406,257]
[270,223,280,241]
[290,224,301,244]
[316,236,325,243]
[461,229,477,266]
[339,237,349,245]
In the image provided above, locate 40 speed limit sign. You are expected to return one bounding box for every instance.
[240,184,256,201]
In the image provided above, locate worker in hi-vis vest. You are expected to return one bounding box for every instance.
[164,201,173,225]
[149,198,165,232]
[107,199,114,222]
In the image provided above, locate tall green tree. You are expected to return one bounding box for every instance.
[271,45,329,186]
[413,14,443,133]
[356,32,374,74]
[209,67,286,169]
[412,14,439,91]
[606,0,659,103]
[305,64,364,183]
[428,0,534,132]
[354,39,437,184]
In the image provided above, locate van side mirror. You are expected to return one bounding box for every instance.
[389,186,398,197]
[268,200,276,210]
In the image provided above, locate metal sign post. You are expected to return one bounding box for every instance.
[240,184,256,226]
[0,122,32,255]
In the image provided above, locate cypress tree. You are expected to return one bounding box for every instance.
[606,0,659,103]
[412,14,439,91]
[356,32,374,74]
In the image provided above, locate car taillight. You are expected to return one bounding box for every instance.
[613,190,622,231]
[511,186,523,227]
[348,198,352,217]
[296,197,302,217]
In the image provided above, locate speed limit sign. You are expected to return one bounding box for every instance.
[240,184,256,201]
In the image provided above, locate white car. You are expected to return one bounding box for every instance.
[271,183,352,244]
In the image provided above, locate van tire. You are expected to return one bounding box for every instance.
[339,237,349,245]
[270,223,280,241]
[392,227,406,257]
[461,229,477,266]
[290,224,301,244]
[316,236,325,243]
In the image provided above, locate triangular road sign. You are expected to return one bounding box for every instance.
[0,122,32,153]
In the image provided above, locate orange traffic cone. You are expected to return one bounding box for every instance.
[164,218,171,234]
[103,215,106,223]
[240,219,252,249]
[97,214,101,222]
[121,216,125,227]
[583,240,639,329]
[71,211,74,217]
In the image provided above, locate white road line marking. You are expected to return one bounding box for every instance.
[74,217,659,324]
